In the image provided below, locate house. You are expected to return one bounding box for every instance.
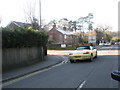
[87,30,97,44]
[6,21,31,29]
[87,30,97,36]
[48,24,79,45]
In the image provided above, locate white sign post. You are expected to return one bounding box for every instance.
[61,44,66,48]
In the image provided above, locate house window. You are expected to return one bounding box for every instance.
[64,35,67,39]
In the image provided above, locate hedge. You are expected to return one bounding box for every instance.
[2,27,48,48]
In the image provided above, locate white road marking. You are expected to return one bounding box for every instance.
[77,80,86,90]
[59,55,69,63]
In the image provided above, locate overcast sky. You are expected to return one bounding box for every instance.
[0,0,119,31]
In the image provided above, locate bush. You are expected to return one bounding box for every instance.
[2,27,48,48]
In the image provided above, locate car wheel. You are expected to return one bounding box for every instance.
[89,54,93,62]
[95,52,97,58]
[70,59,74,63]
[111,71,120,82]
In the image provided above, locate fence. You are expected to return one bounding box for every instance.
[2,47,44,71]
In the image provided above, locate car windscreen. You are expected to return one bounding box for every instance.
[76,46,90,50]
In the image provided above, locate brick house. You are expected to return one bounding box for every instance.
[48,24,79,44]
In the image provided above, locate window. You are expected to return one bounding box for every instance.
[76,46,90,50]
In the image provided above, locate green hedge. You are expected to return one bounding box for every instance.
[2,27,48,48]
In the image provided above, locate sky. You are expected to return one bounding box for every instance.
[0,0,119,32]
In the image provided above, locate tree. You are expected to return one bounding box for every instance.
[72,21,77,32]
[23,1,40,30]
[45,13,94,32]
[68,20,74,31]
[88,24,93,30]
[77,17,87,37]
[87,13,93,30]
[31,17,39,30]
[95,27,113,44]
[96,24,111,31]
[105,34,112,42]
[58,18,69,30]
[77,13,93,31]
[44,20,57,31]
[68,20,78,32]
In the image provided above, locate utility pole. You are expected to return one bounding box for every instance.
[39,0,41,30]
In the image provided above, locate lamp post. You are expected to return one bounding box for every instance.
[39,0,41,30]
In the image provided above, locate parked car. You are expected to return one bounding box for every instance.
[69,45,97,63]
[99,43,105,46]
[104,42,111,46]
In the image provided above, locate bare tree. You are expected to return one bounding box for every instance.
[96,24,112,31]
[23,1,39,30]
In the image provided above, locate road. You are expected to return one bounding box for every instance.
[3,45,119,89]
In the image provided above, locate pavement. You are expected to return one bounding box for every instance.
[2,55,65,82]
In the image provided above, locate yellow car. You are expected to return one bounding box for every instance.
[69,45,97,63]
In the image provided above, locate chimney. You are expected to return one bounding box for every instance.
[52,23,56,30]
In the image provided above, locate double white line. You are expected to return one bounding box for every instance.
[76,80,86,90]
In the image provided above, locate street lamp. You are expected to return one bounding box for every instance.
[39,0,41,30]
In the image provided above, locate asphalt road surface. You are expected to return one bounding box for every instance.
[3,45,119,89]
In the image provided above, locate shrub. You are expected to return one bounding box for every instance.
[2,27,48,48]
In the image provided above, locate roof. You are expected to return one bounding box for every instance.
[57,29,73,35]
[88,30,97,35]
[7,21,31,28]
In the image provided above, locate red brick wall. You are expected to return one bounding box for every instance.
[48,30,80,44]
[48,30,64,44]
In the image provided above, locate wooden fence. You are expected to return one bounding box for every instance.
[2,47,44,71]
